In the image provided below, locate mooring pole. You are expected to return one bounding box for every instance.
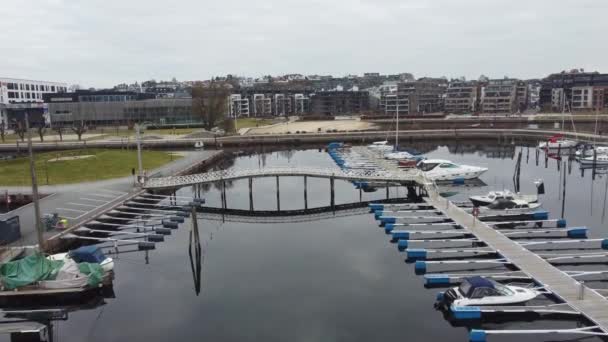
[248,177,254,211]
[276,176,280,211]
[330,176,335,211]
[386,182,389,199]
[223,180,227,209]
[561,160,567,219]
[304,175,308,210]
[359,182,362,202]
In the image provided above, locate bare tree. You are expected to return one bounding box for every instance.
[191,81,230,130]
[0,120,5,143]
[13,120,26,142]
[71,120,88,141]
[37,125,47,142]
[53,125,65,141]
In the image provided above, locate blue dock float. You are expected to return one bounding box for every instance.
[424,274,451,286]
[406,248,427,261]
[567,227,587,238]
[469,330,486,342]
[162,220,179,229]
[170,216,185,223]
[451,306,482,320]
[414,260,427,274]
[397,239,409,251]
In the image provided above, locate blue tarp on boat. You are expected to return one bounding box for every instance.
[69,246,106,264]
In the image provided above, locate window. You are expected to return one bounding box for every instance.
[51,86,56,92]
[439,163,459,168]
[8,91,16,98]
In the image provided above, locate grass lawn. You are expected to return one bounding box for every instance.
[236,118,275,129]
[0,149,179,186]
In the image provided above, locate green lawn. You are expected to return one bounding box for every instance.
[0,149,179,186]
[235,118,275,129]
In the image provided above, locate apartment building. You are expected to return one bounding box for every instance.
[481,79,518,114]
[228,89,311,117]
[444,81,479,114]
[540,70,608,112]
[227,94,250,118]
[515,81,529,112]
[571,86,594,110]
[379,82,414,116]
[310,91,370,116]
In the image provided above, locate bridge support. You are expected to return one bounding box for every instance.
[330,176,335,211]
[276,176,280,211]
[248,177,254,211]
[304,175,308,210]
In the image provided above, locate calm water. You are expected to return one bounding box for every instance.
[15,143,608,342]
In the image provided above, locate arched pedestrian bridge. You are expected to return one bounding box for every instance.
[143,167,424,190]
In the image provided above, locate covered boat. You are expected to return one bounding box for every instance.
[49,245,114,273]
[538,134,577,149]
[438,276,539,307]
[469,190,538,207]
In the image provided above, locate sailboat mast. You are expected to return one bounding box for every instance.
[395,88,399,150]
[25,113,45,251]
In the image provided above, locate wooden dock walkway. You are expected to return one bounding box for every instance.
[424,185,608,332]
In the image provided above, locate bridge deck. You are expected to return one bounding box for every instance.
[424,187,608,332]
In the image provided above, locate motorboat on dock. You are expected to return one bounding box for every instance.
[417,159,488,181]
[437,276,540,307]
[575,146,608,158]
[469,190,538,207]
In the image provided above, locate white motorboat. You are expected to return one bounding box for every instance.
[467,199,542,216]
[576,146,608,158]
[194,141,204,149]
[579,154,608,166]
[48,245,114,273]
[438,276,539,307]
[469,190,538,207]
[417,159,488,181]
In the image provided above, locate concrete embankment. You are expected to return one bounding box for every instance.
[0,129,605,152]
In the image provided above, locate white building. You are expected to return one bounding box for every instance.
[227,94,250,118]
[571,86,594,110]
[0,77,67,125]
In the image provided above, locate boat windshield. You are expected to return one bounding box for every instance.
[439,163,460,168]
[458,280,472,296]
[494,283,514,296]
[419,163,439,171]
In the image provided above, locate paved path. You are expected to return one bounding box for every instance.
[424,185,608,333]
[0,150,221,255]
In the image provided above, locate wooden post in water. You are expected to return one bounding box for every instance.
[330,176,335,211]
[561,160,567,219]
[276,176,280,211]
[248,177,254,211]
[386,182,389,199]
[304,175,308,210]
[359,181,362,202]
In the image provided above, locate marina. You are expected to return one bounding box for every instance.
[3,140,608,341]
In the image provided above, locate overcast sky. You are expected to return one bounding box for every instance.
[1,0,606,88]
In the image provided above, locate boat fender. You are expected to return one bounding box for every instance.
[452,306,482,320]
[452,177,465,185]
[426,275,450,286]
[567,227,587,238]
[392,231,410,240]
[154,227,172,235]
[414,261,427,274]
[138,241,156,250]
[532,210,549,220]
[469,329,487,342]
[407,248,427,261]
[397,239,409,251]
[170,216,185,223]
[147,234,165,242]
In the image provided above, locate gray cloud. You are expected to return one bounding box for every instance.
[1,0,606,87]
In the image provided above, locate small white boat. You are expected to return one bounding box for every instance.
[468,199,542,216]
[576,146,608,158]
[469,190,538,207]
[48,246,114,273]
[384,151,414,160]
[579,154,608,166]
[194,141,204,149]
[438,276,539,307]
[368,141,394,151]
[538,134,577,149]
[417,159,488,181]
